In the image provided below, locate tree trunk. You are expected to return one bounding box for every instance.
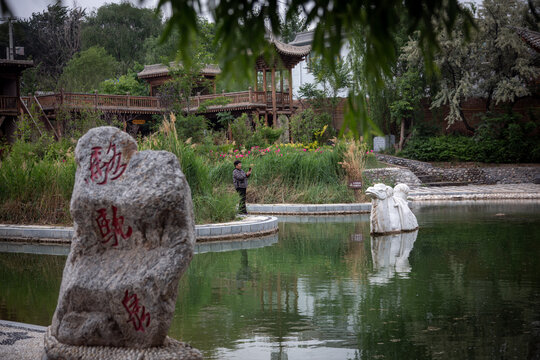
[458,105,475,133]
[398,120,405,151]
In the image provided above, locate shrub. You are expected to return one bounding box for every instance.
[290,109,334,144]
[400,112,540,163]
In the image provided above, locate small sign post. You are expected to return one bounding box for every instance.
[132,119,146,125]
[348,180,363,202]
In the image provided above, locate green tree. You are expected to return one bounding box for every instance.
[99,64,148,96]
[58,46,119,92]
[403,0,539,132]
[156,0,474,138]
[280,7,307,43]
[303,56,350,125]
[81,3,162,72]
[17,3,85,90]
[389,69,424,151]
[143,17,217,66]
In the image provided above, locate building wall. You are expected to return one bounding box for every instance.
[290,34,350,100]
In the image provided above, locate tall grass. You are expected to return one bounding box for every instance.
[0,113,384,225]
[0,139,75,224]
[140,115,238,224]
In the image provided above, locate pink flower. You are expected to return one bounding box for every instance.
[234,149,238,152]
[248,151,251,154]
[280,154,283,156]
[371,150,374,152]
[303,149,307,152]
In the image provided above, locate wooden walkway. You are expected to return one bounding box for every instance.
[0,90,293,118]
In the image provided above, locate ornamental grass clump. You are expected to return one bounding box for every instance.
[338,140,368,184]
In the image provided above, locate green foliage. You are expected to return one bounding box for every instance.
[290,109,334,144]
[404,0,539,130]
[230,114,250,147]
[58,46,120,92]
[0,135,75,224]
[280,6,307,43]
[56,108,110,140]
[17,4,85,90]
[389,70,423,125]
[175,114,208,143]
[99,64,148,96]
[400,112,540,163]
[81,3,162,72]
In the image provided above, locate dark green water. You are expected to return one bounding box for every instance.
[1,202,540,359]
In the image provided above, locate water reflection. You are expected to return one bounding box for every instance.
[369,230,418,284]
[1,203,540,360]
[0,232,279,257]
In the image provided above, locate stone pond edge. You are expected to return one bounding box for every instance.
[0,215,279,243]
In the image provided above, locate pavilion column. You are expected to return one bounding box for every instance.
[288,68,293,110]
[254,69,258,91]
[263,69,268,125]
[280,70,283,94]
[271,67,277,127]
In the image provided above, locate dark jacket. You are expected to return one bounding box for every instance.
[233,168,249,189]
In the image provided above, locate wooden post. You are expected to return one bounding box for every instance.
[126,92,130,108]
[288,68,293,110]
[249,86,252,103]
[271,68,277,127]
[280,70,283,94]
[263,70,267,100]
[254,69,258,91]
[197,92,201,107]
[60,88,64,105]
[94,90,98,109]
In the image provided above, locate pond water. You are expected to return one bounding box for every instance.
[1,201,540,359]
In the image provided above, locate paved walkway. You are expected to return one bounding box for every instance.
[409,183,540,201]
[0,320,45,360]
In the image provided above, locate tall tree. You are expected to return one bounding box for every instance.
[403,0,539,132]
[155,0,474,138]
[58,46,119,92]
[19,3,85,90]
[81,3,162,72]
[280,7,307,43]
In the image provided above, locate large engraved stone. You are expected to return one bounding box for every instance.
[47,127,197,352]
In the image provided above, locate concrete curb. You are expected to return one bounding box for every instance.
[0,215,279,243]
[247,203,371,215]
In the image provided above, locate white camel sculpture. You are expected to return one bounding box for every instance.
[365,183,419,235]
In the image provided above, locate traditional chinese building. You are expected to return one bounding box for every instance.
[137,36,311,126]
[137,63,222,96]
[0,59,33,142]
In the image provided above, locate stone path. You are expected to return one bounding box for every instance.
[0,320,45,360]
[409,183,540,201]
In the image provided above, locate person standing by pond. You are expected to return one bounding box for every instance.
[233,160,251,215]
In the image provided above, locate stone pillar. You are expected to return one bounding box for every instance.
[43,127,201,360]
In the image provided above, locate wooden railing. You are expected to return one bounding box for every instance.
[24,89,291,114]
[33,92,161,112]
[187,90,291,108]
[0,96,19,113]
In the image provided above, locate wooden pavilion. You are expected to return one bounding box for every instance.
[136,36,311,125]
[0,59,34,142]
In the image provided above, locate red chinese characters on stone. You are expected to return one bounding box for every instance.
[96,206,132,247]
[88,142,127,185]
[122,290,151,332]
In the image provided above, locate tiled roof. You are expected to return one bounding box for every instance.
[289,31,314,47]
[137,62,221,79]
[515,27,540,53]
[272,37,311,56]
